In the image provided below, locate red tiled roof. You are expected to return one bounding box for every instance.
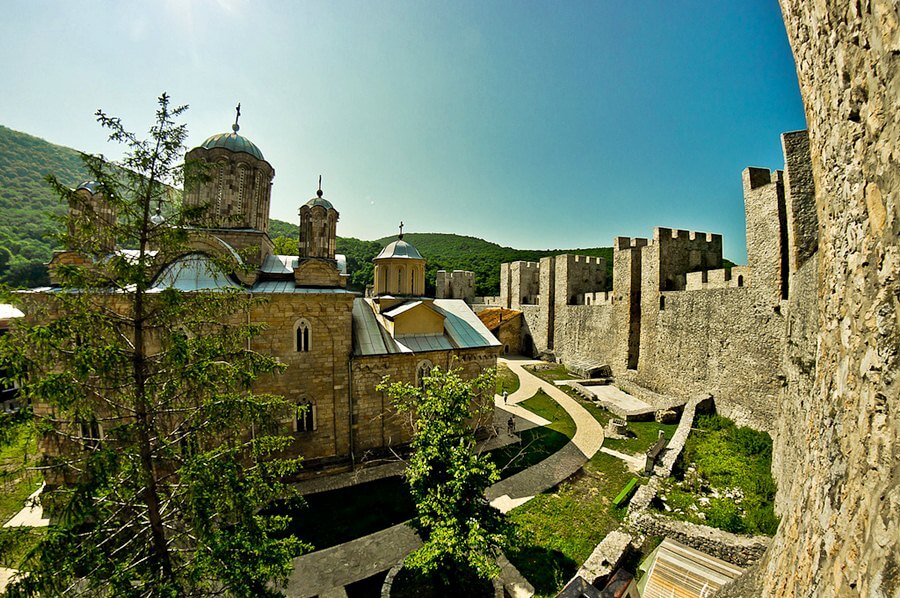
[477,308,522,332]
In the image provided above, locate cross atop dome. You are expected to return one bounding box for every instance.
[232,102,241,133]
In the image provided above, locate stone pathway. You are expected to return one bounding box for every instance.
[284,356,605,597]
[600,446,645,473]
[486,357,605,511]
[3,482,49,528]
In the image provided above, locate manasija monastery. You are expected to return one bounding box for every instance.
[40,121,503,471]
[31,114,818,485]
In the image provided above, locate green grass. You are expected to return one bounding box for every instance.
[488,391,575,478]
[0,421,42,524]
[270,476,415,553]
[495,363,520,395]
[507,452,634,596]
[525,364,576,383]
[654,414,779,536]
[603,419,679,455]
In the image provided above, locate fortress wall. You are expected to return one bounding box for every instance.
[745,2,899,595]
[516,304,543,356]
[554,254,607,305]
[551,303,618,367]
[632,286,784,432]
[652,228,723,291]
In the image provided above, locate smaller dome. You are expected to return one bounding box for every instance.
[200,132,265,160]
[76,181,100,194]
[376,238,423,260]
[304,195,334,210]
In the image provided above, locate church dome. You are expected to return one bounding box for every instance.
[200,132,265,160]
[304,190,334,210]
[376,238,423,260]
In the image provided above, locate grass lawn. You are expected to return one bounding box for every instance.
[654,414,779,536]
[603,419,678,455]
[0,421,42,524]
[487,391,575,479]
[495,362,520,395]
[524,363,576,383]
[0,419,45,570]
[507,452,635,596]
[271,476,415,554]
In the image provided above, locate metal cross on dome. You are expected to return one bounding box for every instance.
[233,102,241,133]
[399,221,404,238]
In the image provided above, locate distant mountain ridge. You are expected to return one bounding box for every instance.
[0,124,613,293]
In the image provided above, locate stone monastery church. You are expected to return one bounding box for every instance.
[50,118,501,470]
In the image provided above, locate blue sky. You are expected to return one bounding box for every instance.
[0,0,805,262]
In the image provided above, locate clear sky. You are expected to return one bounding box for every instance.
[0,0,805,262]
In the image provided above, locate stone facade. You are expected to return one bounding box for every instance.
[500,142,808,431]
[732,2,899,596]
[435,269,475,304]
[32,124,500,479]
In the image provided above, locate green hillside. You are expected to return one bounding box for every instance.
[0,125,89,287]
[0,124,617,294]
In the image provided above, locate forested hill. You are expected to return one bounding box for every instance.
[0,124,614,294]
[0,125,89,286]
[375,233,613,297]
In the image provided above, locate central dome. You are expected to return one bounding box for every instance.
[200,132,265,160]
[376,238,423,260]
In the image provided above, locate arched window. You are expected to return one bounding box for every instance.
[294,318,311,352]
[294,399,317,432]
[416,359,434,389]
[398,266,406,294]
[737,275,744,287]
[659,296,666,310]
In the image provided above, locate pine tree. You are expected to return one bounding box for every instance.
[0,94,303,596]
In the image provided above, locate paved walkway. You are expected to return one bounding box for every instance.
[3,482,49,528]
[284,356,606,596]
[486,357,605,512]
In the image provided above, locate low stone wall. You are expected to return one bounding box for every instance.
[630,512,769,568]
[576,530,634,586]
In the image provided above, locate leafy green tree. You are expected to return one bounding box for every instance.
[377,365,513,591]
[0,94,303,596]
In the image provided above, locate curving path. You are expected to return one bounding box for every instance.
[282,356,605,597]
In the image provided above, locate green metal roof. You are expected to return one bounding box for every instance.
[200,132,265,160]
[305,196,335,210]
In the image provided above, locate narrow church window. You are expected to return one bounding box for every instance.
[398,267,405,294]
[236,165,246,218]
[79,418,103,450]
[294,399,316,432]
[659,296,666,310]
[737,275,744,287]
[294,319,311,352]
[215,162,226,219]
[416,360,434,388]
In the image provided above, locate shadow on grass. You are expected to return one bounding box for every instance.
[488,426,572,479]
[508,543,578,596]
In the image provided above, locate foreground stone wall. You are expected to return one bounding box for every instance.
[750,2,899,595]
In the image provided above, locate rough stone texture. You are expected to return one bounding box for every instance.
[435,269,475,304]
[745,2,900,595]
[183,145,274,234]
[576,529,634,586]
[630,512,769,568]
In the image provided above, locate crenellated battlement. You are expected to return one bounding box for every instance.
[614,236,649,251]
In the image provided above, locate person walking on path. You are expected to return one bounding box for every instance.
[502,390,508,404]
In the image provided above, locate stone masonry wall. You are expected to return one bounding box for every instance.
[632,287,784,431]
[249,292,356,463]
[350,348,499,459]
[745,2,899,595]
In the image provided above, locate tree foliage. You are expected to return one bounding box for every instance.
[377,366,513,589]
[0,95,303,596]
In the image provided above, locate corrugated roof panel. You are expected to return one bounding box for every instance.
[352,298,389,356]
